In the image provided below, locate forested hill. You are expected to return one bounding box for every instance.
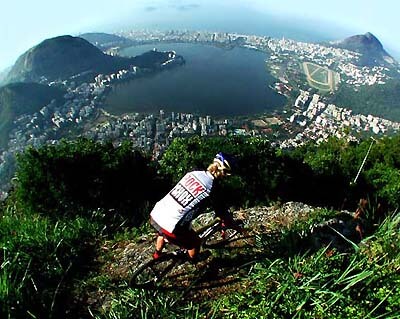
[334,32,397,67]
[4,35,177,84]
[4,35,132,83]
[331,78,400,122]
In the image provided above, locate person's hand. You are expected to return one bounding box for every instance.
[235,220,249,236]
[222,218,245,232]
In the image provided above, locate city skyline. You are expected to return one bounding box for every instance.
[1,0,399,71]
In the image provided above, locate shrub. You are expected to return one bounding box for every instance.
[14,138,160,224]
[159,136,282,208]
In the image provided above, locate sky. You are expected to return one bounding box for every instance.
[1,0,399,71]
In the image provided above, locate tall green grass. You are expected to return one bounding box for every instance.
[95,288,202,319]
[211,212,400,318]
[0,204,101,318]
[3,197,397,319]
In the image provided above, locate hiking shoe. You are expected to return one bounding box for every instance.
[152,250,163,260]
[189,250,211,264]
[172,248,187,258]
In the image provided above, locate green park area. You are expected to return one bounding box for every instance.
[302,62,339,93]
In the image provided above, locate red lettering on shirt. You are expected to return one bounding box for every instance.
[181,174,206,197]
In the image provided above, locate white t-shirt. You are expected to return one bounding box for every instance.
[150,170,214,233]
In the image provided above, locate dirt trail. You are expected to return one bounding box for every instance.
[84,202,361,311]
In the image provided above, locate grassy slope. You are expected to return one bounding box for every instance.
[83,205,400,319]
[1,199,399,318]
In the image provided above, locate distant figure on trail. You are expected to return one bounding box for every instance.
[354,198,385,239]
[354,198,368,239]
[149,152,241,261]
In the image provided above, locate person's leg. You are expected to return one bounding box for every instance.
[187,246,200,259]
[153,235,165,259]
[188,244,211,263]
[150,218,166,259]
[175,228,201,259]
[156,235,165,251]
[161,227,203,260]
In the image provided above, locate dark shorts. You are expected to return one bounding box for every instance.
[150,218,201,250]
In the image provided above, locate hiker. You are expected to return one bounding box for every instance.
[354,198,368,239]
[149,152,241,261]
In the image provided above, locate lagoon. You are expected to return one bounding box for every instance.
[104,43,286,117]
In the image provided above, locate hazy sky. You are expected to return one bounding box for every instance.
[1,0,399,71]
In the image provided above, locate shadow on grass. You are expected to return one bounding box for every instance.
[143,225,363,295]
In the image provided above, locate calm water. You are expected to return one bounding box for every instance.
[104,43,286,117]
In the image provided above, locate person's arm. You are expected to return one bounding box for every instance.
[210,179,228,217]
[211,182,243,231]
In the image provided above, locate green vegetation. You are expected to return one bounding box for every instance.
[311,69,328,83]
[0,82,65,148]
[331,78,400,122]
[159,136,281,207]
[92,209,400,319]
[160,135,400,210]
[214,213,400,318]
[0,204,102,317]
[302,62,337,93]
[0,135,399,317]
[14,138,161,223]
[306,63,319,74]
[6,36,117,83]
[1,138,162,318]
[5,35,178,84]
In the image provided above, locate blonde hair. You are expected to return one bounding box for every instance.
[207,162,223,178]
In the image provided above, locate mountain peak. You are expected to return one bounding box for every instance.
[343,32,383,50]
[336,32,396,67]
[4,35,126,84]
[364,32,378,41]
